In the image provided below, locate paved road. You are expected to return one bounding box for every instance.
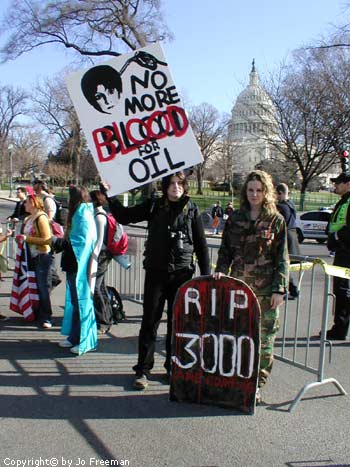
[0,197,349,467]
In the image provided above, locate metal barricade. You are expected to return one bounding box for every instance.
[108,234,347,412]
[0,221,16,271]
[275,255,347,411]
[105,228,218,302]
[105,230,146,303]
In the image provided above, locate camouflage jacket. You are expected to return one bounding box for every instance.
[215,209,289,296]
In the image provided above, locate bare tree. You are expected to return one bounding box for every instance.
[211,129,239,191]
[45,161,74,186]
[0,84,28,183]
[0,0,172,63]
[189,103,228,195]
[31,75,85,183]
[0,0,173,195]
[11,128,46,179]
[31,76,74,142]
[255,158,299,188]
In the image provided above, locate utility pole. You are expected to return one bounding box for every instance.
[8,144,14,198]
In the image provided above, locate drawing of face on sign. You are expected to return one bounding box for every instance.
[81,65,123,114]
[80,52,167,115]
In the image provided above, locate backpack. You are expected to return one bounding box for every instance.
[106,285,125,323]
[43,195,68,227]
[97,212,129,256]
[54,200,68,227]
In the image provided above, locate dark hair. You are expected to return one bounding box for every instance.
[161,171,188,197]
[276,183,288,194]
[81,65,123,113]
[90,189,106,207]
[66,186,91,233]
[32,179,47,190]
[16,186,26,194]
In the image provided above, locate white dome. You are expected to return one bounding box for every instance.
[228,60,279,175]
[231,60,276,134]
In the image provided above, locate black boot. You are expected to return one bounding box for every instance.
[289,282,299,298]
[326,326,347,340]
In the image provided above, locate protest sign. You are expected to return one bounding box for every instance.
[170,276,261,414]
[66,43,203,195]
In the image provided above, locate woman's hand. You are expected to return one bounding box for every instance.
[212,272,224,280]
[271,293,284,309]
[0,228,12,242]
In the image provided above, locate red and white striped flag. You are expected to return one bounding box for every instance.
[10,241,39,321]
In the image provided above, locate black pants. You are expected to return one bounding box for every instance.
[94,250,113,330]
[288,229,301,297]
[133,268,193,376]
[332,253,350,337]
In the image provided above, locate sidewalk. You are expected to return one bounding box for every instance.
[0,264,349,467]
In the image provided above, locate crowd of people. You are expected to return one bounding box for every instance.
[1,167,349,403]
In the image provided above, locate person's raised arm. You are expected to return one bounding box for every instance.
[99,181,152,225]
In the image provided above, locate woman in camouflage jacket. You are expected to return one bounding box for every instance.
[214,170,289,402]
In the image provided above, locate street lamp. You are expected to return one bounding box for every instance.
[8,143,14,198]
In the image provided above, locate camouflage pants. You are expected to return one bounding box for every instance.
[258,296,280,388]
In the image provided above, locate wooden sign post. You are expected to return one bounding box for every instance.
[170,276,261,414]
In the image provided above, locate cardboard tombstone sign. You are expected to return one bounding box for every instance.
[65,43,203,196]
[170,276,261,414]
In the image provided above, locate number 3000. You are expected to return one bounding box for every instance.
[172,333,255,379]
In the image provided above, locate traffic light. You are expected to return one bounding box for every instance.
[341,150,349,175]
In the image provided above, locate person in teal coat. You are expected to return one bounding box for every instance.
[53,186,98,355]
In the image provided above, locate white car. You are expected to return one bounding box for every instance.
[295,209,333,244]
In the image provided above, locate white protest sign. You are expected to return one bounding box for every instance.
[65,43,203,196]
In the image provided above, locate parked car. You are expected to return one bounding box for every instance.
[295,209,333,244]
[211,182,231,192]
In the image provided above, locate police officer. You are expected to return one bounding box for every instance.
[101,171,210,390]
[325,172,350,340]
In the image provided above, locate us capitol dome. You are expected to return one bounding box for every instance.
[229,60,279,175]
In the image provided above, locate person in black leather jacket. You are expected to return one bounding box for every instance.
[102,171,210,390]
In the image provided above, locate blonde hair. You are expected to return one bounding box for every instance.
[27,194,45,211]
[240,170,278,216]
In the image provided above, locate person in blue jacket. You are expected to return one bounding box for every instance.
[53,186,98,355]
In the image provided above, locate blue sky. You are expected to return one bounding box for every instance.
[0,0,347,114]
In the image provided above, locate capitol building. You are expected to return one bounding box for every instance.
[204,61,338,190]
[228,60,280,176]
